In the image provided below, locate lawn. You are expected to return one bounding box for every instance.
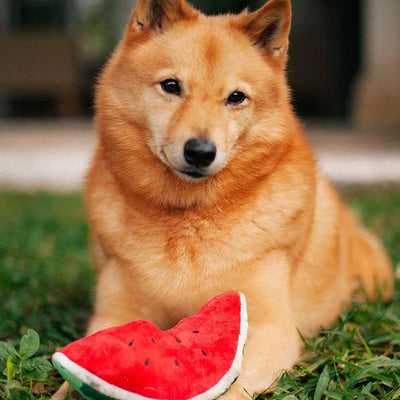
[0,189,399,399]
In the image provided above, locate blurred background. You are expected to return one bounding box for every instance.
[0,0,399,189]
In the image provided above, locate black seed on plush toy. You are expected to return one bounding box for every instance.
[151,337,155,343]
[193,330,199,334]
[145,359,149,366]
[201,350,207,356]
[174,359,179,366]
[129,341,133,346]
[176,338,181,343]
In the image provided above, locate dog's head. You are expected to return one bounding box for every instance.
[96,0,294,208]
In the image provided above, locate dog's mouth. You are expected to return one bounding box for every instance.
[176,169,208,180]
[159,147,212,181]
[180,169,207,179]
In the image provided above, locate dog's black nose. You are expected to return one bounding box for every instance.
[183,138,216,168]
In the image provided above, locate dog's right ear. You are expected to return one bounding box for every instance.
[129,0,199,33]
[236,0,291,60]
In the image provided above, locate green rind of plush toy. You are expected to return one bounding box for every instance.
[54,360,116,400]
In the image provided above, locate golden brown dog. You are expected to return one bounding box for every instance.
[82,0,394,398]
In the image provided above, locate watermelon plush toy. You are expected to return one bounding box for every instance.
[53,291,248,400]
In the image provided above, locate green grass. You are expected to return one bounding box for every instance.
[0,189,399,399]
[0,193,93,345]
[0,193,94,398]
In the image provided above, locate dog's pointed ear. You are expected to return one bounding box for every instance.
[237,0,291,59]
[129,0,199,33]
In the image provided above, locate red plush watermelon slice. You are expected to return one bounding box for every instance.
[53,291,248,400]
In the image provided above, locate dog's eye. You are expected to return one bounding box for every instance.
[226,91,247,105]
[160,79,181,95]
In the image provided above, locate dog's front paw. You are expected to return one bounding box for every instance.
[218,379,254,400]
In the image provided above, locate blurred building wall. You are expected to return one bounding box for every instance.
[0,0,399,128]
[0,0,81,117]
[352,0,400,128]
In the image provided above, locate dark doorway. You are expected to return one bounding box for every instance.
[288,0,362,118]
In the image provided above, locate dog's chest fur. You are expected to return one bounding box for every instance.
[89,162,311,319]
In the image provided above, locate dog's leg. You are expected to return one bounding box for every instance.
[222,319,300,400]
[49,381,71,400]
[86,257,161,334]
[222,252,300,400]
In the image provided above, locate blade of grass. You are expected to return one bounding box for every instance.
[356,328,374,358]
[313,365,330,400]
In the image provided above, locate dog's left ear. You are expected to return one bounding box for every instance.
[129,0,199,33]
[237,0,291,59]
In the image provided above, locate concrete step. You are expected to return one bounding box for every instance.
[0,120,399,191]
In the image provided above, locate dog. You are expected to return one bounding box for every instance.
[80,0,393,398]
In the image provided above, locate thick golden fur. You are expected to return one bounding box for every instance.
[84,0,393,397]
